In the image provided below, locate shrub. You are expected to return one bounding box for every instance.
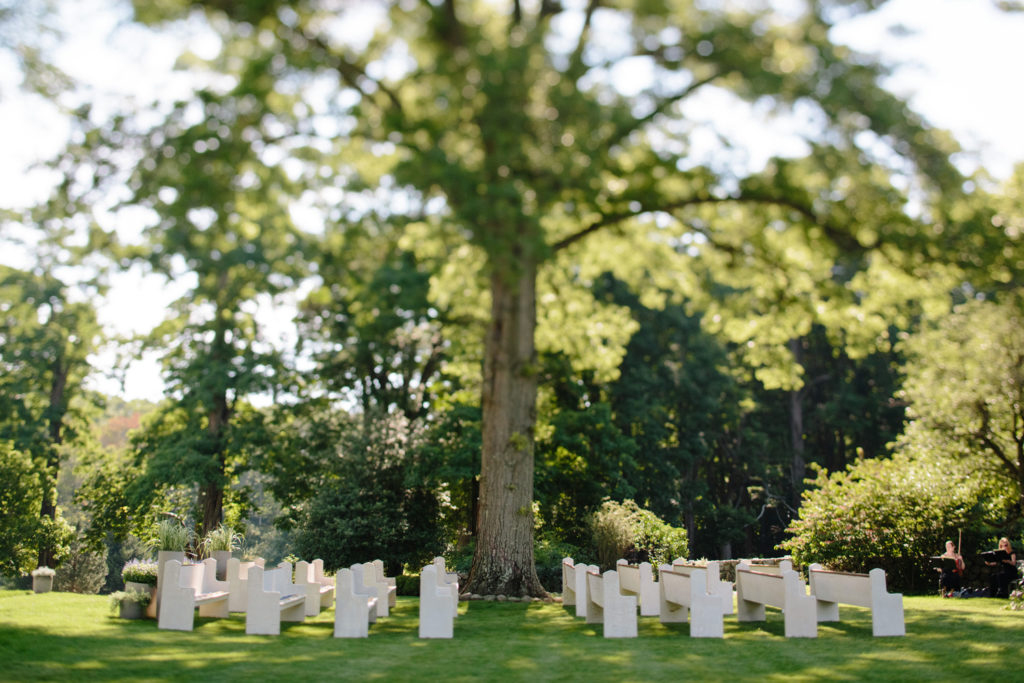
[294,466,442,574]
[1007,564,1024,612]
[589,499,688,571]
[781,454,993,591]
[54,538,107,594]
[591,501,633,570]
[534,536,587,593]
[291,413,443,574]
[395,573,420,596]
[121,559,158,586]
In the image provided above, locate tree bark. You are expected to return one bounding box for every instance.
[37,356,68,569]
[788,338,806,507]
[465,262,547,597]
[200,317,232,535]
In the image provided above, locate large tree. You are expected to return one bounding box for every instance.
[0,267,97,567]
[898,296,1024,522]
[129,0,972,595]
[118,77,312,534]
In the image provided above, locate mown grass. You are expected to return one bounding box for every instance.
[1,590,1021,682]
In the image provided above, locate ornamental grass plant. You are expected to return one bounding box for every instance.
[151,519,192,553]
[201,524,243,555]
[2,590,1023,681]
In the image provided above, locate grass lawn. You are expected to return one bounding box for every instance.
[1,590,1021,682]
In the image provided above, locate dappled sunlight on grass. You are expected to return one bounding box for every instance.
[3,591,1023,681]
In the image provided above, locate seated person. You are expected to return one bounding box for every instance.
[984,537,1018,599]
[938,540,965,597]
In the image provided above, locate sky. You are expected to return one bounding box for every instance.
[1,0,1022,403]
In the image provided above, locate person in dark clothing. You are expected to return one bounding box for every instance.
[938,540,965,597]
[985,537,1018,598]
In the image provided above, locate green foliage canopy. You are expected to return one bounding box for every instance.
[0,442,47,577]
[898,295,1024,521]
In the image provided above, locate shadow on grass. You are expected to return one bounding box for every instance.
[2,592,1022,681]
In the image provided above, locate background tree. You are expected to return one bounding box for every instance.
[0,0,71,98]
[125,0,973,596]
[119,73,313,533]
[0,267,98,567]
[596,276,759,555]
[298,245,448,427]
[535,351,639,548]
[898,296,1024,523]
[0,442,48,577]
[288,411,444,575]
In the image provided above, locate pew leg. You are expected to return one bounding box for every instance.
[816,600,840,623]
[736,599,765,622]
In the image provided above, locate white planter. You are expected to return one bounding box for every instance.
[119,598,145,620]
[125,581,157,618]
[32,575,54,593]
[213,550,232,581]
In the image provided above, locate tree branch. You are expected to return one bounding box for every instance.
[567,0,600,77]
[976,400,1020,478]
[296,26,405,122]
[550,191,857,255]
[606,69,724,148]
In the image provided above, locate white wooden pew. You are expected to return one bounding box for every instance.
[419,564,455,638]
[158,559,230,631]
[432,557,459,619]
[565,561,597,618]
[561,557,580,607]
[226,557,265,612]
[586,569,637,638]
[353,561,391,618]
[616,560,659,617]
[246,563,307,635]
[735,560,817,638]
[562,557,593,616]
[671,559,735,615]
[296,559,335,617]
[372,559,398,609]
[334,567,378,638]
[808,564,905,637]
[657,565,724,638]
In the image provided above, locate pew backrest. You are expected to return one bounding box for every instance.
[807,564,904,637]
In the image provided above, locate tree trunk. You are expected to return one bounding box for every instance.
[200,317,232,536]
[199,482,224,537]
[788,338,806,507]
[37,358,68,569]
[465,263,547,597]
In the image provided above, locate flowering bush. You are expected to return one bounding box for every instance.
[1006,565,1024,612]
[781,453,990,590]
[121,559,158,586]
[31,566,55,577]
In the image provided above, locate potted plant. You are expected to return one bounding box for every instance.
[201,523,243,581]
[151,518,193,617]
[122,559,159,617]
[31,566,55,593]
[109,589,152,620]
